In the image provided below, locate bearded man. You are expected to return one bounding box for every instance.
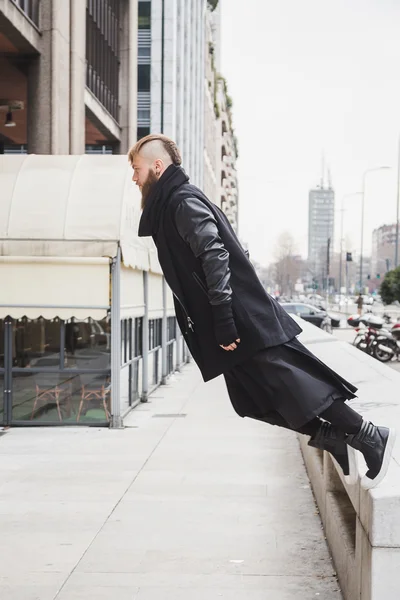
[130,133,395,490]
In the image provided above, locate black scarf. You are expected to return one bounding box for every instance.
[138,165,189,239]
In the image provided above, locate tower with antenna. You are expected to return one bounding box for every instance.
[308,156,335,289]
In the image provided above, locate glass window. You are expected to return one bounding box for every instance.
[138,46,151,59]
[149,319,162,350]
[138,2,151,28]
[0,371,3,425]
[0,319,5,369]
[167,317,176,342]
[7,317,110,424]
[293,305,312,315]
[12,318,61,369]
[12,370,110,424]
[65,318,111,369]
[137,127,150,140]
[138,65,151,92]
[135,317,143,357]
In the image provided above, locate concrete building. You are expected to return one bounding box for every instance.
[372,223,397,278]
[203,4,220,205]
[137,0,235,213]
[308,184,335,279]
[0,0,239,429]
[0,0,138,155]
[218,77,239,232]
[139,0,205,187]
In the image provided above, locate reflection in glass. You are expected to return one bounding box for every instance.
[13,318,61,368]
[0,372,4,424]
[65,318,111,366]
[12,371,109,423]
[0,320,5,369]
[8,317,111,424]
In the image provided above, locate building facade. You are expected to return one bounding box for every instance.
[136,0,238,216]
[137,0,205,187]
[372,223,397,278]
[203,4,220,205]
[0,0,138,155]
[0,0,240,429]
[218,77,239,232]
[308,185,335,279]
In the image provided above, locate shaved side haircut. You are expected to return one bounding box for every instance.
[128,134,182,166]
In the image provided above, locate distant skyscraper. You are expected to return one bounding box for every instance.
[308,184,335,277]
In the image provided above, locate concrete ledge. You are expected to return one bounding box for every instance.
[84,89,121,142]
[297,319,400,600]
[0,0,41,53]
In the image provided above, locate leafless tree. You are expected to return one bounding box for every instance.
[273,232,301,297]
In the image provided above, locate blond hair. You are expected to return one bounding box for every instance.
[128,134,182,166]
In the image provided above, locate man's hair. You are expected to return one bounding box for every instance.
[128,134,182,166]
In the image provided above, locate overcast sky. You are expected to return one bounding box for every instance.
[220,0,400,266]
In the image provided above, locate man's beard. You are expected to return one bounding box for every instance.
[141,169,159,209]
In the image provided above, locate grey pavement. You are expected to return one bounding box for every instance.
[0,363,341,600]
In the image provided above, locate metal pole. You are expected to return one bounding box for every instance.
[110,248,123,428]
[175,320,181,373]
[360,173,366,293]
[141,270,149,402]
[161,277,168,384]
[326,237,330,309]
[396,133,400,267]
[339,207,344,298]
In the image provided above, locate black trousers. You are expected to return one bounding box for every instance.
[224,337,358,430]
[251,402,363,436]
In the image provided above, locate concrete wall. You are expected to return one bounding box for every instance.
[297,319,400,600]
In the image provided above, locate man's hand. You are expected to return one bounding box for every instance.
[220,338,241,352]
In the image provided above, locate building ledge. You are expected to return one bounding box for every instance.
[0,0,41,53]
[84,88,121,142]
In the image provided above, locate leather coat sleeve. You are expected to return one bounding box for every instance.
[174,197,232,306]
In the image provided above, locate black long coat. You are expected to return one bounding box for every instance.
[138,165,301,382]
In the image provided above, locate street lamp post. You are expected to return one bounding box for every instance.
[395,135,400,268]
[359,166,391,293]
[339,193,362,296]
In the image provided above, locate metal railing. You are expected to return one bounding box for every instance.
[10,0,40,27]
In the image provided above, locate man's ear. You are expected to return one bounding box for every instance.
[154,159,164,175]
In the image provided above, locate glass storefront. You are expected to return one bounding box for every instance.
[0,312,181,427]
[2,317,112,425]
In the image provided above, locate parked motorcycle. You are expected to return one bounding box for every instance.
[348,313,400,363]
[347,314,388,358]
[373,318,400,362]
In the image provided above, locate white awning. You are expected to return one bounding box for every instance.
[0,257,110,320]
[0,154,160,273]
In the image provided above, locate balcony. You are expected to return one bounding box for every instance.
[10,0,40,27]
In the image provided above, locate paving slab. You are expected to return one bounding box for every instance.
[0,362,342,599]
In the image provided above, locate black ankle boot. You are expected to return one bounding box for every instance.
[345,421,396,489]
[308,421,356,482]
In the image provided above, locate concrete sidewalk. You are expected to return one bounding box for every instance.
[0,364,341,600]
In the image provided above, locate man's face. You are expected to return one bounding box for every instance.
[132,154,159,208]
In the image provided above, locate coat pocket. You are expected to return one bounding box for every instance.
[192,272,208,297]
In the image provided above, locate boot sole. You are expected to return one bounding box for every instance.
[344,446,358,485]
[361,428,397,490]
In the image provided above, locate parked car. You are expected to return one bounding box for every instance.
[280,302,333,332]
